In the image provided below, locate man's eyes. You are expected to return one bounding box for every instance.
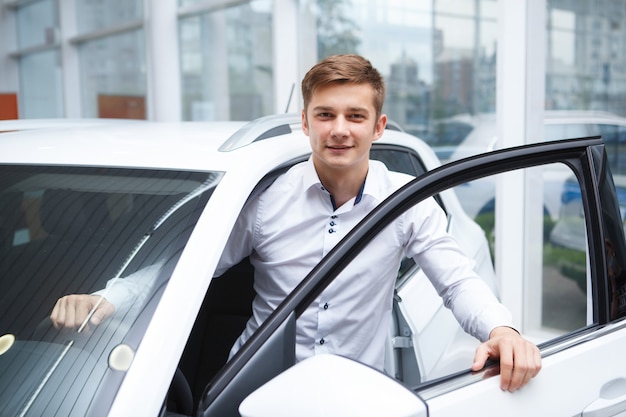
[315,112,366,120]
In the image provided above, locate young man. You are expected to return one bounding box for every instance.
[52,54,541,391]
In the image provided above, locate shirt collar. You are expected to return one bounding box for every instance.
[302,158,383,209]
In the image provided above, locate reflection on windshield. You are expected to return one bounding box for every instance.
[0,166,221,416]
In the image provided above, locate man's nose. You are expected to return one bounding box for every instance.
[331,116,349,138]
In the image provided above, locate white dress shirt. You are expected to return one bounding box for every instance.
[215,158,513,371]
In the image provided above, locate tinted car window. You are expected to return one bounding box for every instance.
[370,146,428,178]
[370,145,445,218]
[0,165,220,416]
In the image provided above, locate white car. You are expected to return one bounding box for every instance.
[0,114,493,417]
[0,117,145,133]
[0,116,624,416]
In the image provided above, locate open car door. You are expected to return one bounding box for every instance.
[202,137,626,417]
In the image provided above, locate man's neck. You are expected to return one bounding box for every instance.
[316,165,368,209]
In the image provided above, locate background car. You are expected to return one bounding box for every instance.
[419,110,626,221]
[0,114,494,417]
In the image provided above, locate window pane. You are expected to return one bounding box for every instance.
[75,0,143,34]
[179,1,274,121]
[78,30,146,118]
[543,172,588,331]
[16,0,58,50]
[19,50,64,118]
[459,163,589,335]
[546,0,626,116]
[387,162,590,384]
[301,0,497,133]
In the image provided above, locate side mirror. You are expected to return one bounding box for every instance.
[239,354,427,417]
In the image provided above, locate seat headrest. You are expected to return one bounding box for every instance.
[40,190,111,242]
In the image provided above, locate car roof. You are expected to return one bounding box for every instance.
[0,115,436,172]
[0,121,247,169]
[0,118,148,133]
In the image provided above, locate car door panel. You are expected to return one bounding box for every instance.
[423,322,626,416]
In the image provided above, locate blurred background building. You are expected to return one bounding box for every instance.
[0,0,624,125]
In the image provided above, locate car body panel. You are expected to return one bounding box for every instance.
[424,321,626,416]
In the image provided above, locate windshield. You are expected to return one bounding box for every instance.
[0,165,221,416]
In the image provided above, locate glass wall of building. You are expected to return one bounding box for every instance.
[78,30,146,118]
[298,0,498,138]
[547,0,626,115]
[179,0,273,121]
[14,0,63,118]
[19,49,63,118]
[75,0,142,35]
[7,0,625,124]
[74,0,146,119]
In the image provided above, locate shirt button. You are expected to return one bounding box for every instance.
[331,215,337,219]
[330,221,336,226]
[323,303,329,310]
[319,338,325,345]
[328,228,335,233]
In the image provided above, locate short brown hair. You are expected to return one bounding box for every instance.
[301,54,386,118]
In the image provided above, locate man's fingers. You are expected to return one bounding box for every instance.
[500,341,542,392]
[496,340,514,391]
[50,298,66,329]
[471,344,491,371]
[49,295,114,331]
[472,333,542,392]
[89,298,115,326]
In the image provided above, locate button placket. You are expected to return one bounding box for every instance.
[328,214,338,234]
[317,296,332,354]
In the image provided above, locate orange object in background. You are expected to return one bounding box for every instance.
[97,94,146,119]
[0,93,18,120]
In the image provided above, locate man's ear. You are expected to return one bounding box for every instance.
[301,110,309,136]
[373,114,387,141]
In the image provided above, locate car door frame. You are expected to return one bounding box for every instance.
[199,136,618,417]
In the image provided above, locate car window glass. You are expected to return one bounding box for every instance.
[370,147,427,177]
[370,146,445,215]
[0,165,220,416]
[381,162,594,386]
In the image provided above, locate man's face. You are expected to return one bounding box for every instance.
[302,83,387,177]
